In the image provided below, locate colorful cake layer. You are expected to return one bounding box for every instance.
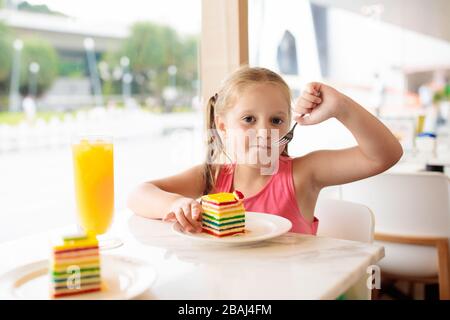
[201,190,245,237]
[50,233,102,298]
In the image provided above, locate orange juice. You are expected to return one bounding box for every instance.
[72,137,114,235]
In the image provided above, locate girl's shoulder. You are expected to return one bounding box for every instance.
[291,152,323,192]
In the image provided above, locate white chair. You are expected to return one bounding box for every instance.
[315,199,376,300]
[317,186,341,201]
[316,199,375,243]
[341,172,450,299]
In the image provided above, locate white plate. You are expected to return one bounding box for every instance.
[0,255,157,300]
[172,211,292,245]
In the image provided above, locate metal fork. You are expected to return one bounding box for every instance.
[277,111,310,145]
[277,122,298,146]
[278,90,320,146]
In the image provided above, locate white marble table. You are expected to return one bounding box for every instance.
[0,210,384,300]
[390,161,450,178]
[391,152,450,177]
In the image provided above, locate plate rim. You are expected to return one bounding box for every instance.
[172,211,292,244]
[0,254,157,300]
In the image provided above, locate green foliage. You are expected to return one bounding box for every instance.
[19,38,59,96]
[100,22,198,97]
[0,95,8,112]
[99,51,122,96]
[0,110,25,124]
[177,35,198,87]
[0,22,12,84]
[0,110,77,125]
[0,25,60,99]
[433,84,450,103]
[17,1,65,16]
[58,59,84,78]
[124,22,179,96]
[123,22,171,73]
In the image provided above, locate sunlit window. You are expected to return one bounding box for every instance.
[0,0,201,242]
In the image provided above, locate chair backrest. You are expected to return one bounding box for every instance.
[341,172,450,238]
[317,186,341,201]
[315,199,375,243]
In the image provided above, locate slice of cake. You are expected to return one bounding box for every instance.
[201,190,245,237]
[50,233,102,298]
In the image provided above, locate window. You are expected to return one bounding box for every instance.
[0,0,201,242]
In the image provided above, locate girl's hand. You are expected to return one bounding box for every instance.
[163,197,203,233]
[294,82,346,126]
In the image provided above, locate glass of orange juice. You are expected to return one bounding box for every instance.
[72,135,121,249]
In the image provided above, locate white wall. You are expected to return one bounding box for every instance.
[327,7,450,87]
[311,0,450,43]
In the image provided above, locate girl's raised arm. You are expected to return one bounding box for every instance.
[294,83,403,189]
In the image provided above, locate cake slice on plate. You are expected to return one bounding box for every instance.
[50,233,102,298]
[200,190,246,237]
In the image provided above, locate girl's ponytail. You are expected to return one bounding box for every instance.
[203,93,220,195]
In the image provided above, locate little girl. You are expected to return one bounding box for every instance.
[127,67,403,235]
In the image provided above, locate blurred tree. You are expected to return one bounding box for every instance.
[0,23,12,85]
[19,38,59,96]
[0,22,12,111]
[98,21,199,107]
[17,1,66,16]
[122,22,170,100]
[177,35,198,89]
[98,51,122,97]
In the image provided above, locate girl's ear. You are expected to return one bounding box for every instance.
[215,115,226,133]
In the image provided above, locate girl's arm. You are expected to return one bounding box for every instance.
[294,83,403,189]
[127,165,205,231]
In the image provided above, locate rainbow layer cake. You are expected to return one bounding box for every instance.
[50,233,102,298]
[201,190,245,237]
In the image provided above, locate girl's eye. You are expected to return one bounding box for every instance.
[242,116,256,124]
[271,118,284,125]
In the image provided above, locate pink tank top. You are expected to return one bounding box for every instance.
[214,156,319,235]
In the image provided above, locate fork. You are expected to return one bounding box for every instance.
[277,111,311,145]
[277,122,298,146]
[278,91,320,146]
[281,105,316,146]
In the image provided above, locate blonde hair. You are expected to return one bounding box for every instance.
[203,66,292,195]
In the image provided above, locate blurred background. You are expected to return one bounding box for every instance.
[0,0,449,243]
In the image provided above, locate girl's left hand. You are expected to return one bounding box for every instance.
[293,82,345,126]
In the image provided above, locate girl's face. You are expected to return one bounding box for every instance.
[216,83,291,167]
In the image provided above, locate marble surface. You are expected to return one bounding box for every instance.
[389,162,450,178]
[391,151,450,177]
[0,210,384,300]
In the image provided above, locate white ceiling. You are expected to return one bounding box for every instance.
[310,0,450,43]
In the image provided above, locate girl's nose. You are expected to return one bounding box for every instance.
[255,128,272,142]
